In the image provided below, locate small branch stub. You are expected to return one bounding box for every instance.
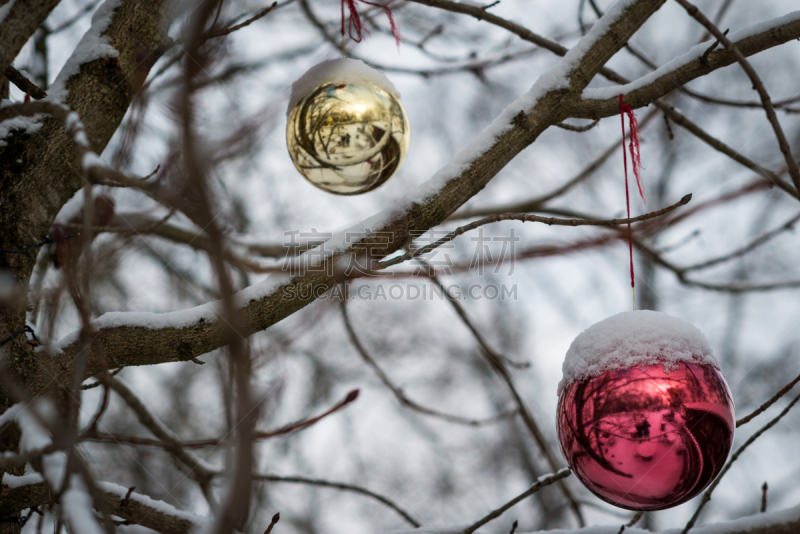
[264,512,280,534]
[121,486,135,507]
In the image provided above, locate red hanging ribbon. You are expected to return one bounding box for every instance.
[619,95,645,203]
[341,0,401,46]
[619,94,644,304]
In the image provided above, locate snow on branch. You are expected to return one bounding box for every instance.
[0,0,122,146]
[573,11,800,118]
[46,0,667,382]
[46,0,123,102]
[381,503,800,534]
[0,478,203,534]
[1,401,204,533]
[0,102,156,196]
[672,1,800,206]
[0,402,102,532]
[0,0,175,284]
[99,481,204,534]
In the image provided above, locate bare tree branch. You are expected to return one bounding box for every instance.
[737,370,800,427]
[48,0,669,383]
[0,0,61,75]
[683,212,800,273]
[251,473,421,527]
[555,119,600,132]
[462,468,572,534]
[682,392,800,534]
[673,0,800,193]
[384,194,691,269]
[84,388,360,451]
[418,262,584,526]
[104,378,217,505]
[3,66,46,99]
[0,480,200,534]
[571,13,800,119]
[658,104,797,198]
[340,295,516,426]
[450,110,660,219]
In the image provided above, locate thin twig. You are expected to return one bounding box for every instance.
[84,389,360,448]
[700,29,728,62]
[619,511,644,532]
[252,474,421,527]
[0,442,60,470]
[340,296,517,426]
[462,468,571,534]
[505,197,800,294]
[555,119,600,132]
[627,511,644,526]
[263,513,280,534]
[681,392,800,533]
[658,105,797,198]
[0,325,37,348]
[684,212,800,273]
[408,0,573,58]
[250,389,359,439]
[3,66,47,99]
[204,1,278,39]
[81,368,123,390]
[412,260,529,372]
[420,263,584,526]
[737,370,800,427]
[102,378,217,502]
[84,372,112,436]
[677,87,800,112]
[664,180,772,228]
[695,0,734,42]
[383,194,692,269]
[634,234,800,294]
[0,234,78,254]
[48,0,103,34]
[210,0,226,29]
[656,229,699,254]
[451,109,659,220]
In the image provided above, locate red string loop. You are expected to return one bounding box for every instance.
[341,0,401,46]
[619,94,645,299]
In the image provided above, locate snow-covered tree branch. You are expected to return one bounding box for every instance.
[1,0,799,532]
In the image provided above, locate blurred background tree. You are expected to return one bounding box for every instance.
[1,0,799,533]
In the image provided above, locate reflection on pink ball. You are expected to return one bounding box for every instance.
[557,363,734,511]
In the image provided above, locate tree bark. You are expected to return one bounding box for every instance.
[0,0,177,406]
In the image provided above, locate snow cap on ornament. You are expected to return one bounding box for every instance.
[557,310,721,395]
[556,310,734,511]
[286,58,410,195]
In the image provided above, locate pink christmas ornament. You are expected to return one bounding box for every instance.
[556,311,734,511]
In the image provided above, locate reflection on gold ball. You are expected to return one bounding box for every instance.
[287,62,410,195]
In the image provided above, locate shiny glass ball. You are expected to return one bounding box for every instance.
[557,362,734,511]
[286,73,410,195]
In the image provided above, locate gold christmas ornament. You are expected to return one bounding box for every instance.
[286,58,410,195]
